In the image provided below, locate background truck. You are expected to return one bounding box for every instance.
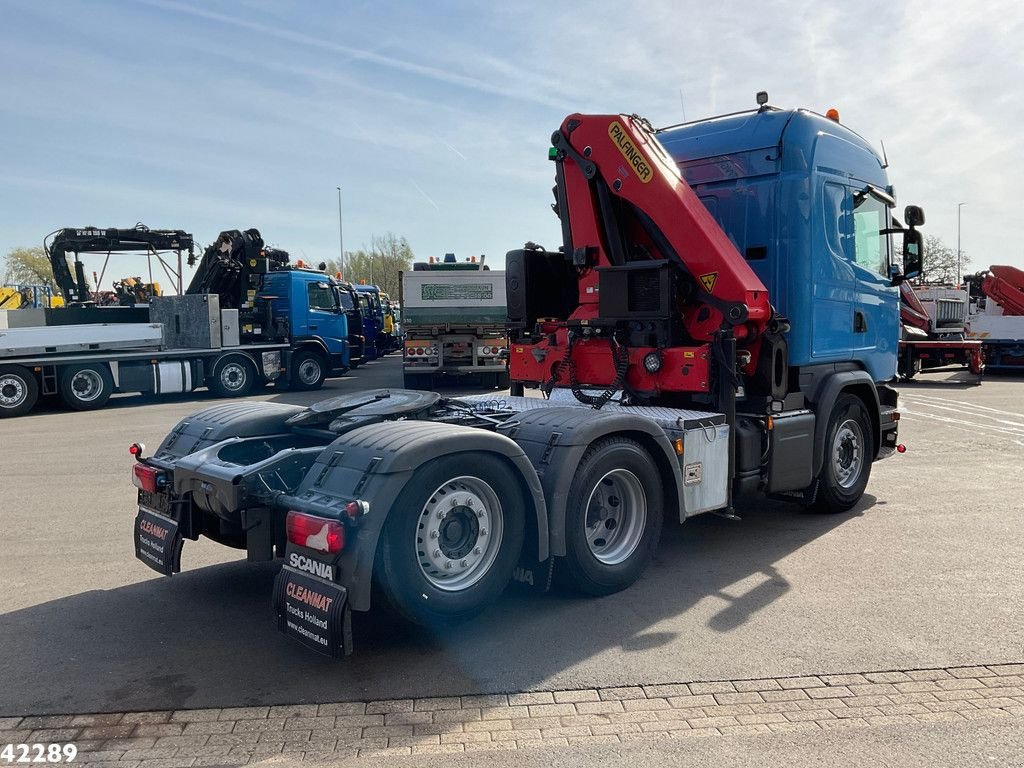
[0,227,350,417]
[898,281,984,381]
[354,284,386,361]
[334,279,366,368]
[964,265,1024,370]
[400,254,508,389]
[129,96,918,658]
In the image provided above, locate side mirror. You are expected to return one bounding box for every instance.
[904,205,925,227]
[903,229,924,280]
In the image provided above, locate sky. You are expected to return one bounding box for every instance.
[2,0,1023,290]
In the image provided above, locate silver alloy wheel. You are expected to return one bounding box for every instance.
[832,419,864,489]
[0,373,27,409]
[70,369,104,402]
[584,469,647,565]
[297,357,322,385]
[416,476,504,592]
[219,361,248,392]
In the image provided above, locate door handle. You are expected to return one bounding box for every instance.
[309,325,318,330]
[853,311,867,333]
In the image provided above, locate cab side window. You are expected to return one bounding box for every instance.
[307,282,336,310]
[852,193,890,277]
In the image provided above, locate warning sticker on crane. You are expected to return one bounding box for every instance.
[608,121,653,183]
[699,272,718,293]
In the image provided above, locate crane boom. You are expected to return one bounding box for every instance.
[44,225,193,304]
[508,113,777,402]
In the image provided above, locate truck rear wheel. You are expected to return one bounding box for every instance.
[289,349,327,391]
[209,355,256,398]
[376,454,526,626]
[0,365,39,418]
[811,393,873,513]
[59,363,113,411]
[559,437,663,596]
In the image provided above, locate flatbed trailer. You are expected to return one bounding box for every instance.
[0,322,287,417]
[898,338,984,382]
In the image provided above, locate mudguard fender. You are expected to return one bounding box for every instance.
[499,406,685,557]
[153,401,304,460]
[288,420,548,612]
[809,369,881,475]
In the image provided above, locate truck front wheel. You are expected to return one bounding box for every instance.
[376,454,526,626]
[209,355,256,398]
[289,350,327,391]
[0,365,39,418]
[559,437,664,596]
[60,364,113,411]
[811,393,873,513]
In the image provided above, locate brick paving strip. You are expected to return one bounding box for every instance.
[2,664,1023,766]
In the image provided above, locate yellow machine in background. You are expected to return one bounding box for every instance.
[0,285,64,309]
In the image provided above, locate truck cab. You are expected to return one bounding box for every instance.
[355,284,385,359]
[334,280,366,366]
[261,269,350,389]
[657,108,904,382]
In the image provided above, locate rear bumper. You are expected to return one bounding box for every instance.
[404,364,507,374]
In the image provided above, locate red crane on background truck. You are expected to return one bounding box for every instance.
[129,96,920,657]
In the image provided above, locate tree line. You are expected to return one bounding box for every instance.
[321,233,413,300]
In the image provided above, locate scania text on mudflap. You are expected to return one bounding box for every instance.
[128,97,915,657]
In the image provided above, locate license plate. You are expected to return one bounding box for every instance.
[134,507,183,576]
[273,567,351,657]
[138,488,171,516]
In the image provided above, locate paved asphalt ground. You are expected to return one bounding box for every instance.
[1,357,1022,763]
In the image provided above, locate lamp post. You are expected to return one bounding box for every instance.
[957,202,967,285]
[336,187,344,278]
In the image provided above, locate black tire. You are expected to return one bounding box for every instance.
[0,365,39,418]
[209,355,256,398]
[559,437,664,596]
[493,371,511,390]
[510,381,525,397]
[59,363,113,411]
[811,393,874,513]
[289,349,327,391]
[376,453,526,626]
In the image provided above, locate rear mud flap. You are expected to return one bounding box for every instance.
[134,508,183,576]
[510,524,553,595]
[273,567,352,657]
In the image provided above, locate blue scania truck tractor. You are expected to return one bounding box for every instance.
[130,96,923,657]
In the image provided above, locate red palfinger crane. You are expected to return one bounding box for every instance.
[508,113,776,404]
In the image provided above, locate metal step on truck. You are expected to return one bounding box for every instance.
[401,254,509,389]
[0,227,351,417]
[129,95,915,658]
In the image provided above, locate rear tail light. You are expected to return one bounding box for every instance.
[129,442,145,459]
[287,511,344,553]
[132,463,167,493]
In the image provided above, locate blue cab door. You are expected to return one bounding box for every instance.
[300,277,349,369]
